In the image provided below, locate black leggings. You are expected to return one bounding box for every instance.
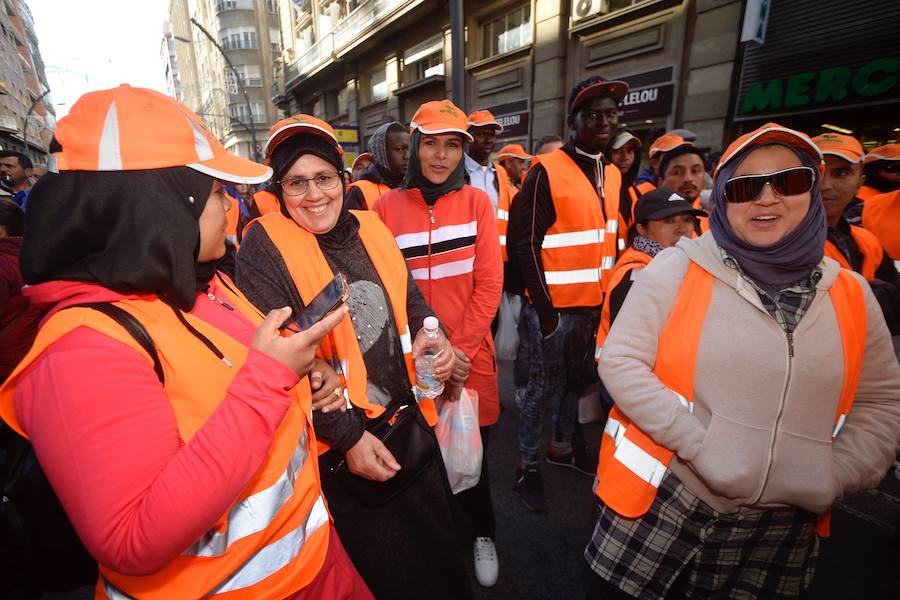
[454,426,496,539]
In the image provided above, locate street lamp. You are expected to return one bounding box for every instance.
[174,16,262,163]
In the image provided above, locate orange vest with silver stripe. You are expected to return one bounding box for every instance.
[595,263,866,538]
[348,180,390,209]
[494,161,517,262]
[533,148,623,306]
[255,211,436,449]
[0,277,329,599]
[594,248,652,362]
[824,224,885,282]
[861,189,900,272]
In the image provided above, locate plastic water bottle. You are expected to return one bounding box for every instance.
[413,316,446,399]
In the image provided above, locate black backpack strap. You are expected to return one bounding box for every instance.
[68,302,165,385]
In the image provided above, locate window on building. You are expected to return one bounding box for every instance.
[402,34,444,85]
[367,67,387,103]
[571,0,657,23]
[230,101,266,124]
[229,65,263,87]
[481,4,532,59]
[337,84,349,115]
[266,0,276,13]
[216,0,253,12]
[269,28,280,53]
[220,27,258,50]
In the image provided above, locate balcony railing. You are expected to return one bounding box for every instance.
[286,32,333,83]
[216,0,254,13]
[332,0,410,53]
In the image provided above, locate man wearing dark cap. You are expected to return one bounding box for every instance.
[507,75,626,512]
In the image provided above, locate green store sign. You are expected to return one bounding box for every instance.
[740,56,900,114]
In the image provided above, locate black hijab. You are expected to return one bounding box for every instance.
[21,167,216,310]
[402,129,466,204]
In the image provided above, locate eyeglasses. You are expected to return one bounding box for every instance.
[278,171,341,197]
[724,166,815,203]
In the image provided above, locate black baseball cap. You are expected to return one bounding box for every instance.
[634,187,708,221]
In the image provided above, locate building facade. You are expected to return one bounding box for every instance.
[165,0,282,160]
[271,0,745,159]
[0,0,54,164]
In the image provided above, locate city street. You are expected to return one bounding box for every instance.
[465,360,900,600]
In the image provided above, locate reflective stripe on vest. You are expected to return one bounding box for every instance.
[495,161,514,262]
[594,263,867,539]
[532,149,622,307]
[1,276,329,598]
[255,211,435,435]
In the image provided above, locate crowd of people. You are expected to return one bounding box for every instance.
[0,75,898,600]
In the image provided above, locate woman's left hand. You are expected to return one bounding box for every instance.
[309,358,347,413]
[430,339,457,382]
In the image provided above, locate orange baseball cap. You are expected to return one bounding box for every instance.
[352,152,374,170]
[53,84,271,183]
[264,114,343,164]
[812,133,864,164]
[496,144,532,160]
[467,109,503,132]
[410,100,474,142]
[648,133,690,159]
[716,123,822,177]
[864,143,900,164]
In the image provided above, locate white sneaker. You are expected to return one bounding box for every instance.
[473,537,499,587]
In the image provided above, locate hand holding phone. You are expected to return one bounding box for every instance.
[281,273,350,333]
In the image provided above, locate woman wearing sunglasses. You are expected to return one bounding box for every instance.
[585,123,900,599]
[235,115,472,600]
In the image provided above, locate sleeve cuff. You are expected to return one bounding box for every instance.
[245,348,301,391]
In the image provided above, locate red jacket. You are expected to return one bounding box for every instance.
[0,237,43,380]
[374,185,503,425]
[10,279,300,575]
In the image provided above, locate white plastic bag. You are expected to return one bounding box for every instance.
[435,389,483,494]
[495,292,522,361]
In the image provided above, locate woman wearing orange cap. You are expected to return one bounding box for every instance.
[0,86,372,599]
[586,123,900,599]
[373,99,503,588]
[235,114,472,600]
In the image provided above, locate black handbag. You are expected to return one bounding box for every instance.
[326,400,437,508]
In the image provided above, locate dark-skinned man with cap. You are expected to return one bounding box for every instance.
[507,75,626,512]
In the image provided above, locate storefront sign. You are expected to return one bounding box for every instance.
[485,99,530,139]
[618,83,674,121]
[740,56,900,116]
[333,125,359,144]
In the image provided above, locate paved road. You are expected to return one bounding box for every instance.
[467,360,900,599]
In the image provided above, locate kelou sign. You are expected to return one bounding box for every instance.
[618,83,674,120]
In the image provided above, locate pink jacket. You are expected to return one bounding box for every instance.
[12,279,299,576]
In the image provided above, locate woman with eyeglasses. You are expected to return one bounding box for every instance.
[584,123,900,599]
[235,115,472,600]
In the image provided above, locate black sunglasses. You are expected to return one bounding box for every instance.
[880,162,899,173]
[724,166,815,204]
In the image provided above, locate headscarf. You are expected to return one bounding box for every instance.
[709,144,826,294]
[21,167,216,310]
[402,129,466,204]
[365,121,406,188]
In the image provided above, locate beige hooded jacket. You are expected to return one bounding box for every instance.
[598,232,900,514]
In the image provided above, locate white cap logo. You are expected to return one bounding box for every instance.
[668,192,684,202]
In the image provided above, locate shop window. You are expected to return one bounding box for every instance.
[481,4,532,59]
[402,35,445,85]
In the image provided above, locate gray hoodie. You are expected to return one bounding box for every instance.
[599,232,900,514]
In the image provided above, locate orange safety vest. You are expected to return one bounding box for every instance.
[692,197,710,235]
[494,161,517,262]
[861,189,900,271]
[253,189,282,215]
[594,247,652,362]
[857,185,881,202]
[0,277,329,599]
[595,263,866,538]
[824,224,885,281]
[636,181,656,195]
[347,179,390,209]
[254,210,436,448]
[532,148,623,306]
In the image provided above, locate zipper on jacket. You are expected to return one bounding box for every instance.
[749,301,794,505]
[207,291,234,311]
[427,205,434,296]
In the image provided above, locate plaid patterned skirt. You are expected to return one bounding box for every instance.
[584,473,818,599]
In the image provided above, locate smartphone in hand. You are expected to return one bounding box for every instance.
[281,273,350,332]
